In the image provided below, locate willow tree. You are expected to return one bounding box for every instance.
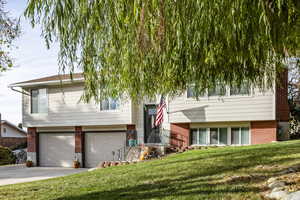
[25,0,299,101]
[0,0,20,72]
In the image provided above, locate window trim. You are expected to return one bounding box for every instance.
[190,126,250,146]
[186,83,253,101]
[30,88,48,115]
[99,98,120,112]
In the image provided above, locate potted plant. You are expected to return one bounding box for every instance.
[26,160,33,167]
[73,160,80,168]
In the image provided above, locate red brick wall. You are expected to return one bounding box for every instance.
[0,137,27,149]
[251,121,277,144]
[170,123,190,148]
[75,126,84,153]
[27,127,37,152]
[276,69,289,121]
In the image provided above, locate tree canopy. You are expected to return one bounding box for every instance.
[25,0,300,101]
[0,0,20,72]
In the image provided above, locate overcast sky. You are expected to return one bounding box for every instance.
[0,1,59,125]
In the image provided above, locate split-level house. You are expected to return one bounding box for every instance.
[9,71,289,168]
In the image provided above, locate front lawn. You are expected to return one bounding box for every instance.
[1,140,300,200]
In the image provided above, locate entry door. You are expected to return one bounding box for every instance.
[144,105,161,143]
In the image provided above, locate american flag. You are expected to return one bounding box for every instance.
[154,96,166,127]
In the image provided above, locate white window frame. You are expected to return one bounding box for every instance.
[186,83,253,101]
[100,98,120,111]
[30,88,48,114]
[190,126,250,146]
[230,127,251,146]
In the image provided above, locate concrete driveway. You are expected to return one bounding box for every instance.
[0,165,88,186]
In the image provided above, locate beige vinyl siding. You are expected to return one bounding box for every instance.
[22,84,132,127]
[168,88,275,123]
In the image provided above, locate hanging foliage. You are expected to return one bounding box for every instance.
[25,0,300,101]
[0,0,20,72]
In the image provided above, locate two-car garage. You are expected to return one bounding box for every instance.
[38,131,127,168]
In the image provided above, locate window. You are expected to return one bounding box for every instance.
[231,128,240,145]
[241,127,250,145]
[231,127,250,145]
[191,128,208,145]
[208,84,226,96]
[190,128,227,145]
[100,98,120,110]
[230,82,250,96]
[3,128,6,133]
[31,89,48,114]
[199,128,207,144]
[210,128,218,144]
[219,128,228,145]
[187,86,205,98]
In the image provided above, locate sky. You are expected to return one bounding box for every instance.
[0,0,60,125]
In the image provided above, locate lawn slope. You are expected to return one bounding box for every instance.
[1,140,300,200]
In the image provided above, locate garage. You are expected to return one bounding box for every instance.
[85,132,126,168]
[39,133,75,167]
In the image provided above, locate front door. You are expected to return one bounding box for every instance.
[144,105,161,143]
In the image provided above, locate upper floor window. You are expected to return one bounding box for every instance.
[31,88,48,114]
[100,98,120,111]
[208,84,226,96]
[230,82,250,96]
[187,86,205,98]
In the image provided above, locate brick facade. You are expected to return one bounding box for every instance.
[251,121,277,144]
[170,123,190,148]
[0,137,27,149]
[27,127,38,152]
[75,126,84,153]
[276,69,289,122]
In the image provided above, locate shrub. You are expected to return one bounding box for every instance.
[0,146,16,165]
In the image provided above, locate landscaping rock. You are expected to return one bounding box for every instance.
[268,177,278,184]
[283,191,300,200]
[97,162,105,168]
[266,190,289,199]
[272,187,286,192]
[268,181,286,189]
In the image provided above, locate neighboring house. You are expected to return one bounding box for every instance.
[0,120,27,138]
[0,120,27,148]
[9,71,289,167]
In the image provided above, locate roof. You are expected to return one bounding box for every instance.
[9,73,84,88]
[1,120,27,135]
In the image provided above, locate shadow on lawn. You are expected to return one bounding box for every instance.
[54,177,260,200]
[55,142,300,200]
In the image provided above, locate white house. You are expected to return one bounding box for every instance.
[0,120,27,138]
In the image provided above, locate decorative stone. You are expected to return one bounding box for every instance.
[272,187,285,192]
[268,181,286,189]
[267,177,278,184]
[266,190,289,199]
[97,162,105,168]
[283,191,300,200]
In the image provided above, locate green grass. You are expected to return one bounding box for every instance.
[1,140,300,200]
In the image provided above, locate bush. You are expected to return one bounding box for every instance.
[0,146,16,165]
[11,142,27,151]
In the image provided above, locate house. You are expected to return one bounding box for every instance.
[0,120,27,148]
[9,71,289,167]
